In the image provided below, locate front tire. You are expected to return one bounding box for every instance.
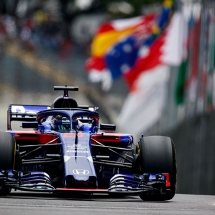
[0,184,11,196]
[138,136,176,201]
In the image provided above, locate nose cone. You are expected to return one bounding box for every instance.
[66,175,97,188]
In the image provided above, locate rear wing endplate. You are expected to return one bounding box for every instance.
[7,104,51,130]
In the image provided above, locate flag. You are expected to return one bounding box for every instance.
[91,14,156,58]
[118,65,170,135]
[104,0,174,89]
[117,12,186,134]
[175,60,188,105]
[186,7,201,105]
[123,17,184,89]
[85,0,175,92]
[123,32,166,90]
[104,35,140,80]
[84,14,157,90]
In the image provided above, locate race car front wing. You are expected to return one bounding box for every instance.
[0,170,170,195]
[108,173,170,195]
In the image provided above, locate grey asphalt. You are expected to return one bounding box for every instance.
[0,191,214,215]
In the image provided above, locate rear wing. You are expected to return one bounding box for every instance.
[7,104,51,130]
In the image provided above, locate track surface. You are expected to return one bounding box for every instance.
[0,191,214,215]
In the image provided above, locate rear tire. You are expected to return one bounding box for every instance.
[0,132,15,196]
[138,136,176,201]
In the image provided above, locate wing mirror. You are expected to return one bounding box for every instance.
[100,124,116,131]
[22,122,38,129]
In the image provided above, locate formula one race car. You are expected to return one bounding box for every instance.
[0,86,177,201]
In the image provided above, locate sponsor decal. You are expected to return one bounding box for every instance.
[72,169,89,175]
[63,133,85,138]
[67,150,88,153]
[11,105,25,114]
[64,155,71,162]
[66,144,87,149]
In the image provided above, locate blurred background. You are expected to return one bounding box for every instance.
[0,0,215,195]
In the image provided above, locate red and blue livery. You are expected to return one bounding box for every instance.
[0,86,177,201]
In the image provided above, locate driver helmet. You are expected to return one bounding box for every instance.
[51,115,70,131]
[75,116,95,133]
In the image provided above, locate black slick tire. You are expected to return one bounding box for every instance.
[0,132,15,170]
[138,136,176,201]
[0,132,15,196]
